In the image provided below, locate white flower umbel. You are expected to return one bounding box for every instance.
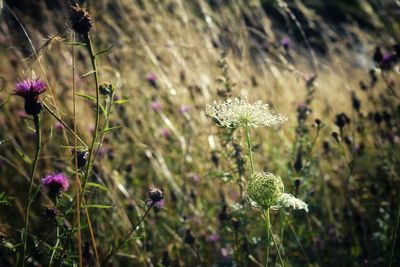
[273,193,309,212]
[206,98,287,129]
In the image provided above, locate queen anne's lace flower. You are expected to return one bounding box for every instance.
[206,98,287,128]
[246,172,308,212]
[246,172,284,209]
[272,193,308,212]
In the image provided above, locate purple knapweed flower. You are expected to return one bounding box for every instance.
[41,173,70,195]
[150,101,162,112]
[380,52,397,70]
[207,233,219,243]
[281,37,290,50]
[14,79,46,99]
[179,105,191,114]
[14,78,46,115]
[55,122,63,132]
[146,73,157,87]
[149,199,165,212]
[185,172,200,182]
[160,128,171,138]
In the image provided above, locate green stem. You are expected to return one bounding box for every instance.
[21,114,42,267]
[80,34,101,201]
[78,33,101,266]
[263,209,270,267]
[102,203,154,264]
[49,197,60,266]
[269,218,285,267]
[245,125,255,174]
[390,197,400,267]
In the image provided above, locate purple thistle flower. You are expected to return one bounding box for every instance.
[207,233,219,243]
[55,122,63,132]
[41,173,70,195]
[160,128,172,138]
[380,52,397,70]
[14,78,46,99]
[179,105,191,113]
[147,73,158,87]
[281,37,290,50]
[14,78,46,115]
[185,172,200,182]
[150,101,162,112]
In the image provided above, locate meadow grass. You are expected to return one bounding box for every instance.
[0,1,399,266]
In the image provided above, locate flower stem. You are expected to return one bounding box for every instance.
[80,33,100,201]
[71,31,83,267]
[269,223,285,267]
[78,33,101,266]
[245,125,255,174]
[21,113,42,267]
[390,196,400,267]
[263,209,270,267]
[102,203,155,264]
[49,197,60,266]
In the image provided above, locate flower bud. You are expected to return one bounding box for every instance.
[70,3,93,35]
[76,149,88,169]
[148,186,163,203]
[246,172,284,209]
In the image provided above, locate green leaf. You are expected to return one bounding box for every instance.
[81,70,97,78]
[114,99,129,105]
[12,144,32,164]
[83,204,113,209]
[0,192,13,206]
[65,41,87,46]
[87,182,108,191]
[95,45,114,57]
[60,145,87,149]
[76,92,96,103]
[99,126,122,134]
[0,95,11,110]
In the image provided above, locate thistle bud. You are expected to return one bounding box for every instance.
[70,3,93,35]
[246,172,284,209]
[231,218,240,229]
[148,186,163,203]
[351,92,361,112]
[335,113,350,129]
[75,149,88,169]
[331,131,340,143]
[294,151,303,172]
[99,82,113,96]
[44,206,58,221]
[184,229,195,245]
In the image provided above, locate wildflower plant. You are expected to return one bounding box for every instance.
[206,96,306,266]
